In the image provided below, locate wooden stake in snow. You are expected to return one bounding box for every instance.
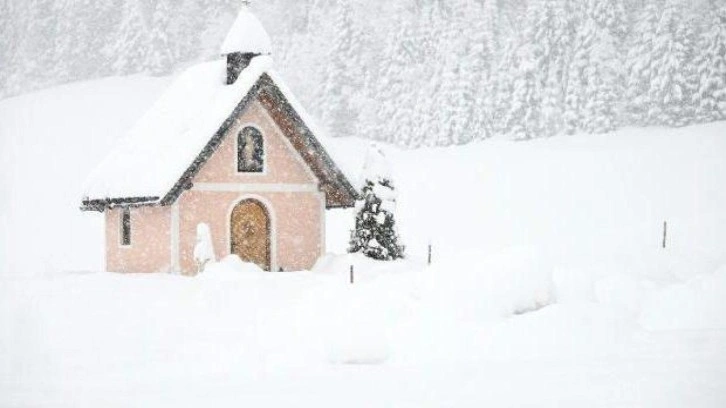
[428,243,432,266]
[662,221,667,249]
[350,265,354,284]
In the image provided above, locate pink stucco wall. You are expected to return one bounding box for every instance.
[105,97,326,274]
[105,206,170,273]
[178,190,324,273]
[194,100,316,185]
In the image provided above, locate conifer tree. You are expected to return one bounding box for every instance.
[320,0,364,138]
[506,43,544,139]
[146,0,174,76]
[647,0,697,127]
[564,0,623,134]
[506,0,573,138]
[168,0,204,62]
[349,146,404,261]
[693,3,726,121]
[110,0,149,74]
[369,18,418,146]
[625,1,661,126]
[491,38,518,136]
[406,1,449,147]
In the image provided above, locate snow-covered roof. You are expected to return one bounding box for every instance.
[220,6,272,55]
[81,56,357,210]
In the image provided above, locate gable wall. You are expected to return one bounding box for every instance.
[174,95,325,274]
[193,98,318,186]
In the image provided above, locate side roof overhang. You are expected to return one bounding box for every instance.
[81,74,358,212]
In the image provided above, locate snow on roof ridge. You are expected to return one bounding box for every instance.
[82,56,274,201]
[220,6,272,55]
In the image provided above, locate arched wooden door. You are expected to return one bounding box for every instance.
[230,199,271,271]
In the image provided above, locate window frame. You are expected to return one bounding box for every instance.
[235,125,266,175]
[120,207,132,247]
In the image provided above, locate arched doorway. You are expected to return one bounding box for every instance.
[230,199,271,271]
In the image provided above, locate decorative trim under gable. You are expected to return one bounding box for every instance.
[192,183,319,193]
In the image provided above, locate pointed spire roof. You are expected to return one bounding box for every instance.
[220,3,272,55]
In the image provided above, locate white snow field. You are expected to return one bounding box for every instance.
[1,76,726,407]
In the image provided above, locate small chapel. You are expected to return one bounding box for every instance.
[81,5,358,275]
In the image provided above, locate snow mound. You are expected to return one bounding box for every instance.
[639,264,726,330]
[197,255,264,281]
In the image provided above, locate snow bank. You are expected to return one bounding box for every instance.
[197,255,265,281]
[640,264,726,330]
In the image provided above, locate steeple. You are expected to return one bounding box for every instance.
[221,2,272,84]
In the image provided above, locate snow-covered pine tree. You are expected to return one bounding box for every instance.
[170,0,207,62]
[320,0,365,139]
[491,36,518,136]
[406,1,449,147]
[625,0,661,126]
[540,0,575,137]
[439,4,477,145]
[506,43,544,139]
[647,0,698,127]
[12,0,56,91]
[693,2,726,122]
[506,0,573,139]
[0,0,21,96]
[582,2,624,134]
[564,0,624,134]
[146,0,174,76]
[369,18,418,146]
[473,0,502,140]
[349,146,404,261]
[109,0,149,74]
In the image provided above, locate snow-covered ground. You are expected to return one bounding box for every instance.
[1,76,725,406]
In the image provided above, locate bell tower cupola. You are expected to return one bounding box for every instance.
[220,1,272,85]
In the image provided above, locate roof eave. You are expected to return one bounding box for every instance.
[80,196,161,212]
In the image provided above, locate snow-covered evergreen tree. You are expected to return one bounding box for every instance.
[439,1,495,145]
[626,0,698,127]
[506,0,574,138]
[506,43,544,139]
[624,1,658,125]
[491,37,518,136]
[369,18,418,146]
[693,2,726,122]
[110,0,150,74]
[320,0,365,138]
[406,0,449,147]
[146,0,174,76]
[564,0,624,134]
[349,146,404,261]
[168,0,205,62]
[647,0,697,127]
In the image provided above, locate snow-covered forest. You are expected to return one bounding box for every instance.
[2,0,725,146]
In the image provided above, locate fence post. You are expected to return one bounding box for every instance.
[428,243,432,266]
[662,221,667,249]
[350,264,354,284]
